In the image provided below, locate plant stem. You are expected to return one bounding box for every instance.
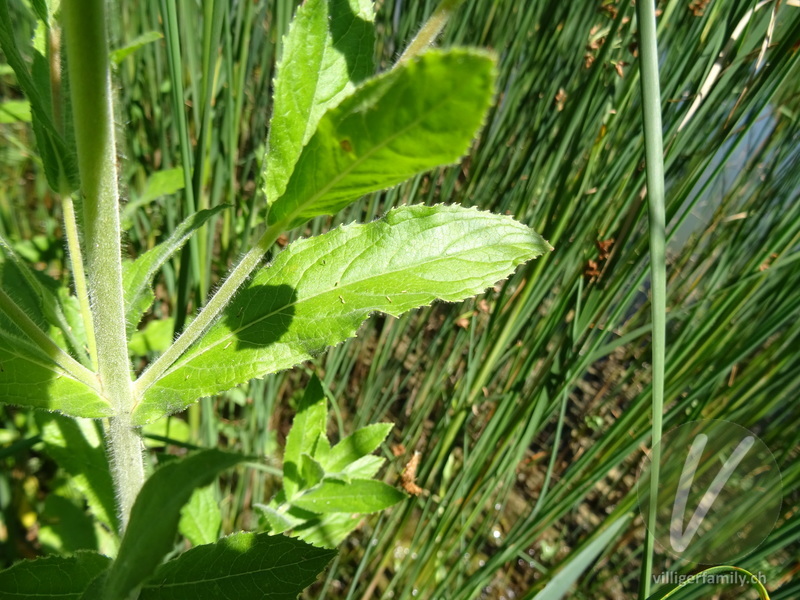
[61,192,98,369]
[397,0,466,63]
[134,222,285,400]
[635,0,667,597]
[62,0,143,529]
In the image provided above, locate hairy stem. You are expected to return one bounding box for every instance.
[398,0,465,63]
[62,0,143,528]
[134,222,285,399]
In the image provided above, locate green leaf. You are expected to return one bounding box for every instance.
[0,331,111,417]
[142,415,191,449]
[77,572,109,600]
[324,423,393,472]
[38,494,98,554]
[123,205,229,332]
[283,375,328,500]
[30,0,48,24]
[139,167,186,204]
[291,478,405,514]
[320,471,351,484]
[129,318,176,356]
[339,454,385,479]
[133,204,550,424]
[1,235,89,362]
[255,503,301,535]
[300,453,326,489]
[0,237,50,316]
[123,167,186,223]
[264,0,375,209]
[292,512,361,549]
[314,433,331,464]
[104,449,244,600]
[58,288,91,359]
[0,1,49,123]
[256,499,366,548]
[0,0,78,191]
[138,532,335,600]
[110,31,163,65]
[179,485,222,547]
[268,49,497,230]
[36,413,119,533]
[0,99,31,123]
[0,552,111,599]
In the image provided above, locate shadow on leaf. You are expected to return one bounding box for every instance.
[222,283,297,350]
[329,0,375,84]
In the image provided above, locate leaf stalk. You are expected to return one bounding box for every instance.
[133,221,287,400]
[398,0,466,63]
[61,191,98,369]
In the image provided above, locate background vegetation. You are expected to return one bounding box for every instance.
[1,0,799,598]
